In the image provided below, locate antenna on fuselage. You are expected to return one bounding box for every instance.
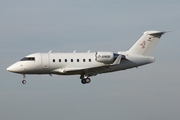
[87,50,91,53]
[73,50,76,53]
[48,50,52,53]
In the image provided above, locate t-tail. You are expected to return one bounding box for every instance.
[128,30,167,56]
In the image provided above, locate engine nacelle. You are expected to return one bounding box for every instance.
[95,52,114,64]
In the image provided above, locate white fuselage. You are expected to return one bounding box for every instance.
[7,52,154,75]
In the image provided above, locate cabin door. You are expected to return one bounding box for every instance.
[41,53,49,69]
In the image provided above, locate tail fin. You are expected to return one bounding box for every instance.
[128,30,166,56]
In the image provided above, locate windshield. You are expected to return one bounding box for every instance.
[20,57,35,61]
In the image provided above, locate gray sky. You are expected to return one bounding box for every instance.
[1,0,180,120]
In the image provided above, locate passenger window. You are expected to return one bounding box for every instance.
[83,59,85,62]
[77,59,79,62]
[89,59,91,62]
[59,59,61,62]
[65,59,67,62]
[53,59,55,62]
[71,59,73,62]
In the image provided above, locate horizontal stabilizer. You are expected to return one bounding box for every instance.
[145,31,167,35]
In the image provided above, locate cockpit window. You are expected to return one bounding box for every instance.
[20,57,35,61]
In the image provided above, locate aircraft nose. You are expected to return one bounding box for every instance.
[7,66,10,71]
[7,62,27,73]
[7,63,24,73]
[7,65,16,72]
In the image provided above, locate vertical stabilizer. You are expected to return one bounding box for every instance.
[128,31,166,56]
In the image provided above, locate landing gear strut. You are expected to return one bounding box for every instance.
[22,74,26,84]
[80,74,91,84]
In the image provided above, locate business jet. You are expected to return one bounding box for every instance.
[7,30,167,84]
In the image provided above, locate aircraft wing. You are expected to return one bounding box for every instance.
[83,65,112,76]
[53,55,122,76]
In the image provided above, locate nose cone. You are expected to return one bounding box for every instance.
[7,65,17,73]
[7,66,11,71]
[7,62,25,73]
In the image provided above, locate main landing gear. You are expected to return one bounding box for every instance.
[22,74,26,84]
[80,74,91,84]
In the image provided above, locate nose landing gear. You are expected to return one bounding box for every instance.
[22,74,26,84]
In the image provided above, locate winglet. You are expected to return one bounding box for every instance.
[111,54,122,65]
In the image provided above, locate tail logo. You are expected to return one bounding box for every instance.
[140,41,146,49]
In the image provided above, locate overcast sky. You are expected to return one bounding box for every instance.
[1,0,180,120]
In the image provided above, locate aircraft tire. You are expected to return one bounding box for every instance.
[81,79,86,84]
[22,80,26,84]
[86,78,91,83]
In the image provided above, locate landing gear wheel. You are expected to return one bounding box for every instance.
[80,74,91,84]
[22,74,26,84]
[81,78,91,84]
[22,80,26,84]
[85,78,91,83]
[81,79,86,84]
